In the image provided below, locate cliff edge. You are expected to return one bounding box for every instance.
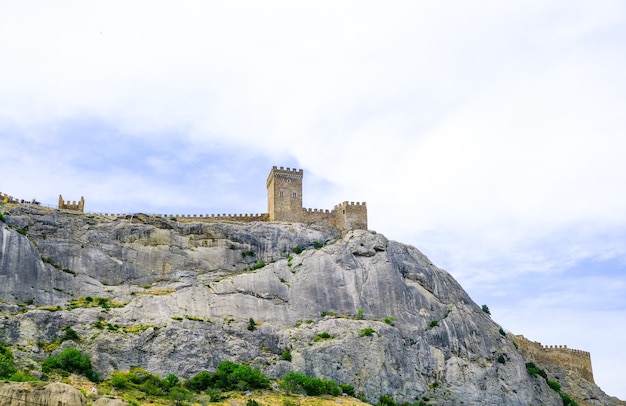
[0,205,621,405]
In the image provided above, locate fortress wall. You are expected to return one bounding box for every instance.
[157,213,270,223]
[512,335,594,383]
[302,207,334,226]
[333,201,368,231]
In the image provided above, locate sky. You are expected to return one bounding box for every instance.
[1,0,625,399]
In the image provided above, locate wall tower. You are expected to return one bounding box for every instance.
[58,195,85,212]
[267,166,303,222]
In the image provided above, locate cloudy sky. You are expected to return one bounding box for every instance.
[2,1,625,399]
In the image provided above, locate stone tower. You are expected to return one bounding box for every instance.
[267,166,303,222]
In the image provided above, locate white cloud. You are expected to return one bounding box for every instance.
[1,0,626,399]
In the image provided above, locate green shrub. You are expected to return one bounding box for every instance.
[168,386,194,404]
[499,327,506,336]
[497,354,506,364]
[377,394,397,406]
[42,347,98,382]
[320,311,336,318]
[185,370,212,391]
[356,309,364,320]
[313,241,325,249]
[246,400,261,406]
[525,362,547,379]
[140,376,164,396]
[313,332,332,342]
[249,260,266,270]
[280,348,292,361]
[185,361,269,392]
[247,318,256,331]
[163,373,179,389]
[481,304,491,315]
[110,371,130,388]
[282,372,341,396]
[0,344,17,379]
[9,371,37,382]
[384,317,395,326]
[292,245,303,254]
[547,379,561,392]
[339,383,355,396]
[359,327,375,337]
[241,250,256,257]
[60,327,80,342]
[560,392,579,406]
[428,320,438,329]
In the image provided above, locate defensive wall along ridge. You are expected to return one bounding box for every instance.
[1,166,368,233]
[512,334,594,383]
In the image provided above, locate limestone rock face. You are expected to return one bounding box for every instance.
[0,206,620,405]
[0,382,87,406]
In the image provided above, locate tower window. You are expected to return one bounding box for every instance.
[279,191,284,197]
[292,192,297,198]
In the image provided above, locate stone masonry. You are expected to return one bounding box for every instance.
[512,334,594,383]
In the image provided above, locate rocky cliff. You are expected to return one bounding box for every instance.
[0,205,621,405]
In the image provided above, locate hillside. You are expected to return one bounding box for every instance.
[0,204,622,405]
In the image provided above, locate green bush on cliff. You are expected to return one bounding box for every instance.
[42,347,99,382]
[185,361,269,392]
[525,362,547,379]
[281,371,342,396]
[0,344,17,379]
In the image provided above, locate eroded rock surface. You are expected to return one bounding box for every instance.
[0,205,621,405]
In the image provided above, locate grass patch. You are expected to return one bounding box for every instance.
[137,289,176,296]
[313,332,333,342]
[67,296,126,310]
[249,260,267,270]
[359,327,375,337]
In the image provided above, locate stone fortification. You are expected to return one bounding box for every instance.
[141,166,367,232]
[58,195,85,212]
[266,166,367,231]
[512,335,594,383]
[5,166,367,232]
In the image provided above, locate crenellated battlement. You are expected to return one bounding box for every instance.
[542,344,591,356]
[512,335,594,383]
[266,166,303,187]
[58,195,85,212]
[157,213,270,223]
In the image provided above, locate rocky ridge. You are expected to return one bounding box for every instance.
[0,205,622,405]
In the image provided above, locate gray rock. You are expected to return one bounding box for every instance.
[0,205,620,405]
[0,382,87,406]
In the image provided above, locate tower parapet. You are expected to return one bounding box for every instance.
[58,195,85,212]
